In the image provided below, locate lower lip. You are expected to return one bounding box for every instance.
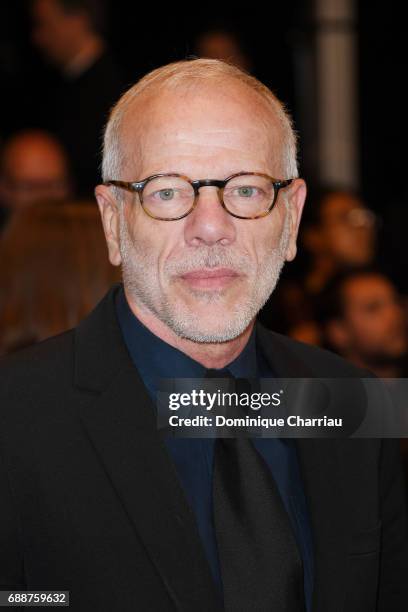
[180,271,239,290]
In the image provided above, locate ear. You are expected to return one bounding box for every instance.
[285,178,307,262]
[95,184,122,266]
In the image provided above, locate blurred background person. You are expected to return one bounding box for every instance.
[0,201,120,355]
[301,187,378,295]
[319,268,408,378]
[259,187,379,344]
[193,26,252,71]
[0,129,71,230]
[30,0,124,197]
[318,267,408,482]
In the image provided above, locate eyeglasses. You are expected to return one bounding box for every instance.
[104,171,293,221]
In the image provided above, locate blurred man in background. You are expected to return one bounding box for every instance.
[31,0,124,197]
[319,267,408,498]
[301,188,377,295]
[0,129,71,230]
[320,268,407,378]
[260,188,378,344]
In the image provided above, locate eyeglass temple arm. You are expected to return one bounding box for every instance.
[103,180,144,192]
[275,179,293,189]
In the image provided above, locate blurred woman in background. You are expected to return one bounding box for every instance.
[0,201,120,354]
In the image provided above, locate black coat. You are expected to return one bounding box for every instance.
[1,284,407,611]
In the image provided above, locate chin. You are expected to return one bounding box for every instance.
[176,324,247,344]
[162,301,254,344]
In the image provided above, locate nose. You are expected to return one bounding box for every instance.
[183,185,236,247]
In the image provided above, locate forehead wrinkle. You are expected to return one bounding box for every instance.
[159,124,268,147]
[138,142,273,180]
[121,86,284,179]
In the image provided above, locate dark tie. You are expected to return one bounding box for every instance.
[205,369,305,612]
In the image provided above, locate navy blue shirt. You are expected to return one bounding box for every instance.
[115,286,314,609]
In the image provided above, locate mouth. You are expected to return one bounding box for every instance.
[179,268,240,290]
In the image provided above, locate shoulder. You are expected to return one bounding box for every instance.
[0,283,125,413]
[0,329,76,404]
[257,323,371,378]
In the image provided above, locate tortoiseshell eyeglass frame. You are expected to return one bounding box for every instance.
[103,171,293,221]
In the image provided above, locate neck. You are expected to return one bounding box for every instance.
[124,288,255,369]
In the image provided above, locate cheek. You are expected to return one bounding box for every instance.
[327,230,353,255]
[357,228,375,249]
[250,215,286,260]
[352,316,379,343]
[129,215,184,272]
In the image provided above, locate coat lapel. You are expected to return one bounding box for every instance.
[257,323,349,612]
[72,285,222,612]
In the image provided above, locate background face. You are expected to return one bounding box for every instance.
[118,84,296,342]
[342,276,407,359]
[0,136,70,210]
[318,193,376,265]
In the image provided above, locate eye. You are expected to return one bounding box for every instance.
[225,185,265,200]
[237,186,257,197]
[157,189,175,201]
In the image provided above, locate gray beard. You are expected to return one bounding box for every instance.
[119,210,290,343]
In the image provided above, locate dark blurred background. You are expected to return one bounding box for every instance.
[0,2,407,473]
[1,2,406,220]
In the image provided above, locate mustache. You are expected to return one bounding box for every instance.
[164,247,254,277]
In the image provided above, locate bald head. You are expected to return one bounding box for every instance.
[120,81,285,185]
[0,131,71,211]
[102,59,298,186]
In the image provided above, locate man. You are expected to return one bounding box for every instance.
[31,0,124,196]
[0,130,71,230]
[320,268,407,378]
[319,267,408,502]
[0,59,407,611]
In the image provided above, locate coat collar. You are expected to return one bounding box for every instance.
[74,284,349,612]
